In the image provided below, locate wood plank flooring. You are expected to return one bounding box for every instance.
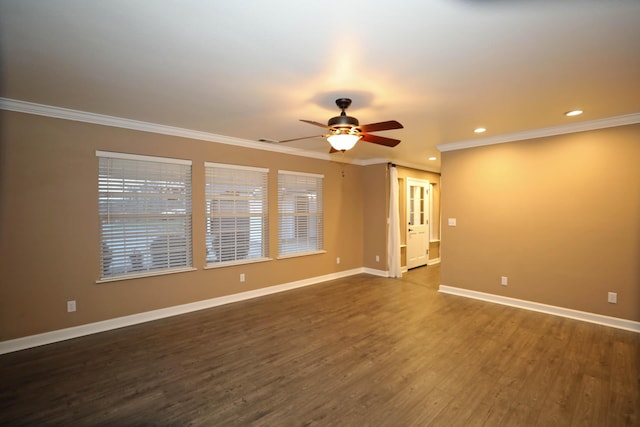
[1,265,639,426]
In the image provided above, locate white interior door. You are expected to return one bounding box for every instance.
[406,178,430,269]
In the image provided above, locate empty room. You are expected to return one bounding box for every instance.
[1,1,639,425]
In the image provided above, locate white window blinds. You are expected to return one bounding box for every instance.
[97,152,193,280]
[278,170,324,256]
[205,162,269,265]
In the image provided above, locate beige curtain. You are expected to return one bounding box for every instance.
[388,165,402,278]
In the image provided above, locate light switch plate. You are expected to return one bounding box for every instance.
[448,218,457,226]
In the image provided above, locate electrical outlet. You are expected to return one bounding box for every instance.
[240,273,245,282]
[608,292,617,304]
[501,276,508,286]
[336,257,341,264]
[67,300,76,312]
[376,255,380,262]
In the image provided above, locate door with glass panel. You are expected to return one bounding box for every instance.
[406,178,430,269]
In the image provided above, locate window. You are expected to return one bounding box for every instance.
[97,151,193,281]
[278,170,324,257]
[205,163,269,266]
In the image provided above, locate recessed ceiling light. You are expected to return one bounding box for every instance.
[565,110,583,117]
[474,127,486,133]
[428,156,437,161]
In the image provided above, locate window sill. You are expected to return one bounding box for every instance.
[204,257,272,269]
[277,250,327,260]
[96,267,197,284]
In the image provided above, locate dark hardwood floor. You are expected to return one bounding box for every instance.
[1,265,639,426]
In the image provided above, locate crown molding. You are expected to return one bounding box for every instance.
[437,112,640,152]
[0,97,349,163]
[356,157,392,166]
[356,157,440,173]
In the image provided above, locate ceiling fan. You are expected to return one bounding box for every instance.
[273,98,403,152]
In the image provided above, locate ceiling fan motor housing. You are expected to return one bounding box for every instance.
[328,114,359,128]
[328,97,360,129]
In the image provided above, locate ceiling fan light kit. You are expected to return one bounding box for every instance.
[327,132,361,151]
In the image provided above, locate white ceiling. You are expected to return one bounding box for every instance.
[2,0,639,171]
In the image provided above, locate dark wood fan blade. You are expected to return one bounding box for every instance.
[279,134,326,143]
[329,146,340,153]
[358,120,403,133]
[361,133,401,147]
[300,119,329,129]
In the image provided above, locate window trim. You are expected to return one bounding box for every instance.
[277,169,324,257]
[204,161,270,268]
[276,250,327,260]
[205,162,268,174]
[203,257,271,270]
[96,151,194,282]
[277,170,324,179]
[96,150,191,165]
[96,266,197,284]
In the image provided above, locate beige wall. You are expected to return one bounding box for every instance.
[8,106,632,341]
[0,111,365,340]
[362,163,389,269]
[429,241,440,260]
[440,124,640,321]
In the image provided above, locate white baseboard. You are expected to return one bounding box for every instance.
[0,268,365,355]
[363,267,389,277]
[438,285,640,333]
[427,258,441,266]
